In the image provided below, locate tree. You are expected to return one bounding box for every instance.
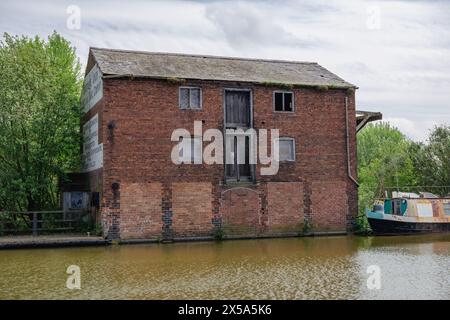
[409,125,450,196]
[356,122,416,232]
[0,32,82,211]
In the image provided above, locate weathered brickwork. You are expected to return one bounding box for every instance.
[267,182,305,233]
[82,59,358,240]
[219,187,262,236]
[311,181,348,231]
[120,182,163,239]
[172,182,213,237]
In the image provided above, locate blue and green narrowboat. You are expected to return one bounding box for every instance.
[366,193,450,235]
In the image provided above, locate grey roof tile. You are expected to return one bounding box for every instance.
[90,47,356,88]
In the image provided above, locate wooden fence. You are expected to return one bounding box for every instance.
[0,210,89,236]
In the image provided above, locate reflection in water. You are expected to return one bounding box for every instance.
[0,235,449,299]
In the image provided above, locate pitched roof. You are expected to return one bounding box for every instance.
[90,47,356,88]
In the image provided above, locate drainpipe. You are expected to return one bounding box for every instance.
[345,96,359,187]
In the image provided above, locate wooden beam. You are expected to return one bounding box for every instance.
[356,110,382,133]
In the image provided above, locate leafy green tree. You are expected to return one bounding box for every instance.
[409,125,450,196]
[0,32,82,211]
[356,122,416,232]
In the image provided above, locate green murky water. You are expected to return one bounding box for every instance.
[0,235,449,299]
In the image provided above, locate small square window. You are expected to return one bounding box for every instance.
[277,138,295,161]
[274,91,294,112]
[179,87,201,109]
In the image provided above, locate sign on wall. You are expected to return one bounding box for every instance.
[82,114,103,172]
[81,64,103,113]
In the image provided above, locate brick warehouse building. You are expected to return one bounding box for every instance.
[76,47,371,241]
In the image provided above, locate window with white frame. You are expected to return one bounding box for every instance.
[274,91,294,112]
[178,136,202,164]
[277,138,295,161]
[179,87,202,109]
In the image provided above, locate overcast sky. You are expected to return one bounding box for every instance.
[1,0,449,141]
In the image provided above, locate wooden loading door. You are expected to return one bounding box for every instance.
[224,90,253,181]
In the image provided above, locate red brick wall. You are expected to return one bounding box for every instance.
[83,73,358,240]
[172,182,213,237]
[311,181,348,231]
[120,182,163,239]
[267,182,304,233]
[219,187,262,235]
[253,87,348,183]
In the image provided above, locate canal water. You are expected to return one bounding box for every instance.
[0,235,449,299]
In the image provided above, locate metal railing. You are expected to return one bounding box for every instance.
[383,186,450,198]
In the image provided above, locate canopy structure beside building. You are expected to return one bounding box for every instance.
[356,110,382,133]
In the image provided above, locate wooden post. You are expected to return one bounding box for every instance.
[32,212,38,236]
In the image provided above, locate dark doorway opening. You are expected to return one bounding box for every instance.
[224,90,254,182]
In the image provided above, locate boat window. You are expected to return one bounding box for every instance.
[443,203,450,216]
[372,204,384,212]
[384,200,392,215]
[392,200,402,215]
[417,203,433,217]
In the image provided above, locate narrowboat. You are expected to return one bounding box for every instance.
[366,192,450,235]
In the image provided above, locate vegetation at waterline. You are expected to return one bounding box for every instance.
[356,122,450,233]
[0,32,82,211]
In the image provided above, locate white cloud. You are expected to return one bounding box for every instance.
[205,1,322,50]
[0,0,449,141]
[383,117,436,141]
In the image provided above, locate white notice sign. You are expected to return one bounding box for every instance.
[82,114,103,172]
[81,64,103,113]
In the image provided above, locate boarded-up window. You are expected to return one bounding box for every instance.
[179,87,201,109]
[225,91,251,127]
[274,91,294,112]
[278,138,295,161]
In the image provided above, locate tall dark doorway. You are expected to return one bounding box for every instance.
[224,90,253,182]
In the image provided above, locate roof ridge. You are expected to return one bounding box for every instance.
[90,47,319,65]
